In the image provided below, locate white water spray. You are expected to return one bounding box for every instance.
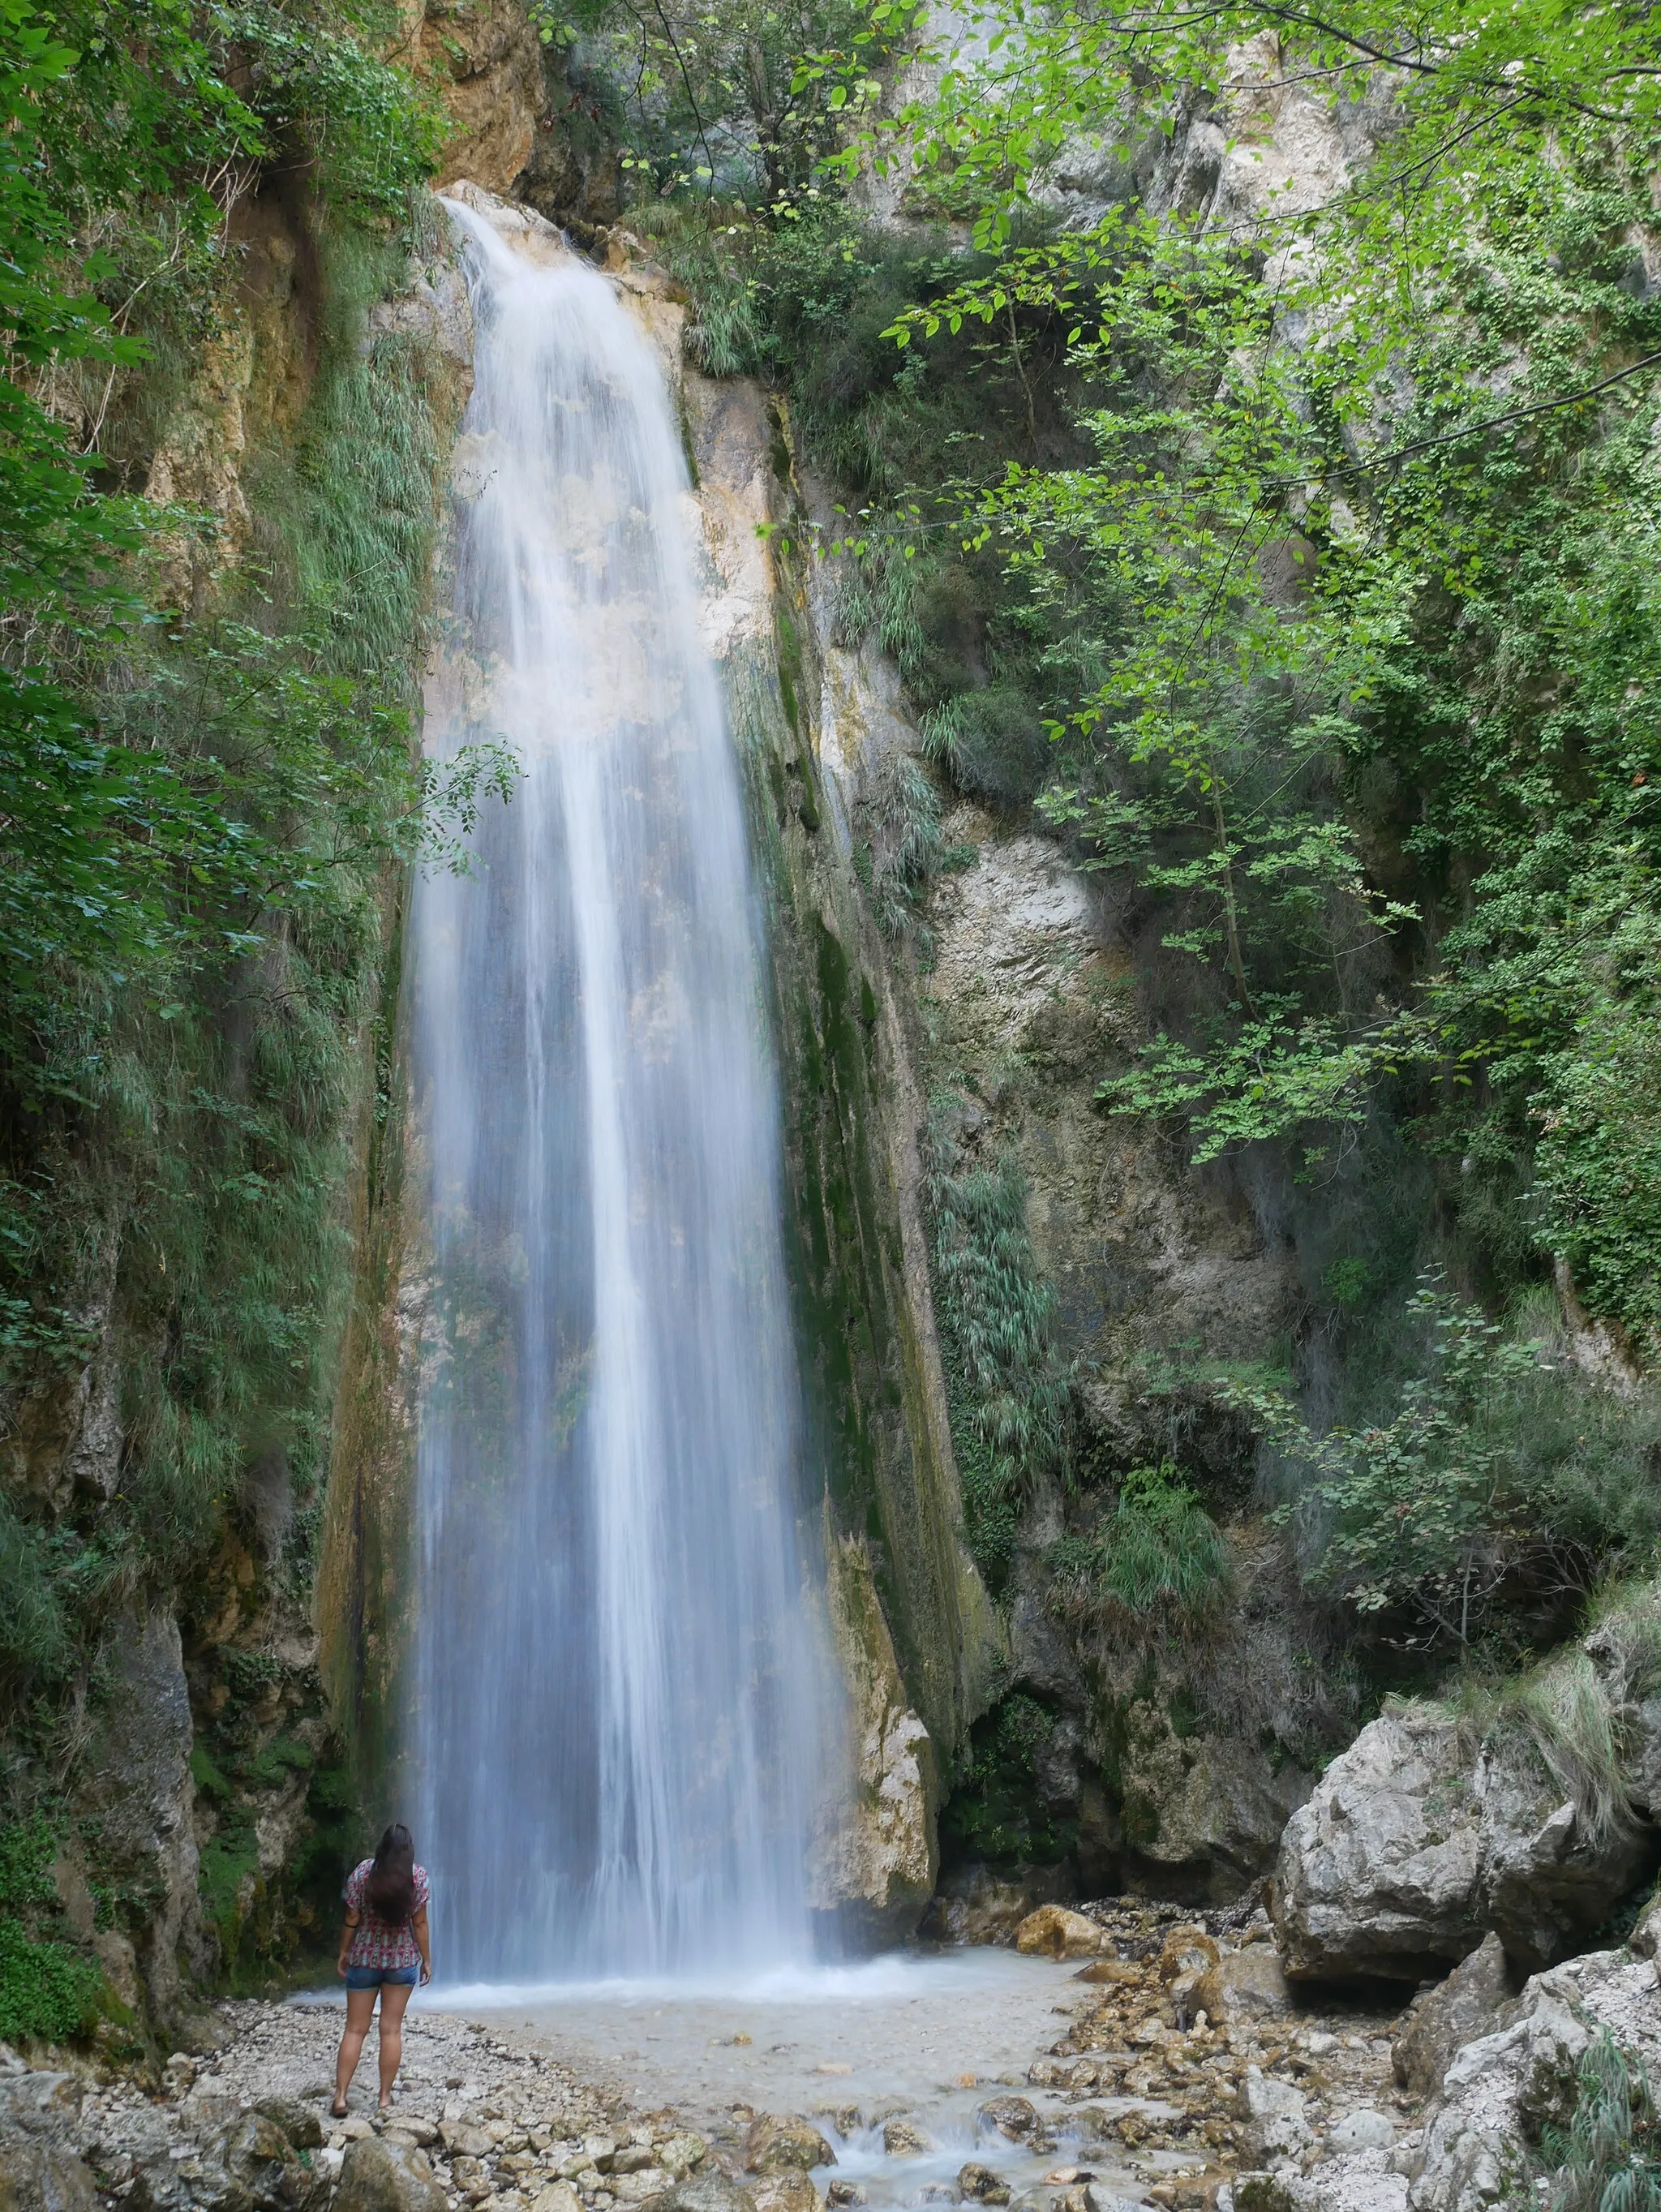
[407,198,834,1980]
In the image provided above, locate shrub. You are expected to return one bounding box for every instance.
[0,1919,104,2044]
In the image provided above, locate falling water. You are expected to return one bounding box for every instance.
[406,197,834,1981]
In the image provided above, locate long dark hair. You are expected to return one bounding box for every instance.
[365,1823,416,1926]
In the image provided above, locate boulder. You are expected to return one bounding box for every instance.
[210,2114,332,2212]
[1014,1906,1105,1960]
[0,2142,100,2212]
[1475,1735,1653,1969]
[744,2119,834,2175]
[333,2137,448,2212]
[1406,1948,1661,2212]
[254,2102,325,2153]
[1271,1709,1483,1979]
[1272,1704,1655,1978]
[1392,1933,1512,2098]
[1193,1948,1294,2025]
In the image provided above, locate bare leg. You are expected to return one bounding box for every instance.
[334,1987,378,2111]
[377,1978,416,2107]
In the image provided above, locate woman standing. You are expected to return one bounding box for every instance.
[333,1823,431,2115]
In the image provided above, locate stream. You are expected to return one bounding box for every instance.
[435,1952,1165,2207]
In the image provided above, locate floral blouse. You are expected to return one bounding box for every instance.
[343,1858,429,1972]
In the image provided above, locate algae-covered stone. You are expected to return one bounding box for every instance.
[880,2120,931,2158]
[975,2098,1040,2141]
[957,2167,1010,2205]
[744,2119,834,2175]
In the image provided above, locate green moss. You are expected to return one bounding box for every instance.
[190,1745,232,1801]
[941,1693,1078,1869]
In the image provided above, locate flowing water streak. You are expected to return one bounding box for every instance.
[407,198,833,1979]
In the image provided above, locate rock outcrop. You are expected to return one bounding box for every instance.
[1391,1934,1512,2100]
[393,1,544,195]
[1271,1703,1655,1977]
[0,2141,100,2212]
[71,1606,205,2032]
[809,1537,939,1943]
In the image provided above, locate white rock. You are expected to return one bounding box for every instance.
[1329,2112,1396,2154]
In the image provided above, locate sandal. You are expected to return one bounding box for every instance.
[331,2099,350,2120]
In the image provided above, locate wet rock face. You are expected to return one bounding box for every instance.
[1271,1707,1656,1978]
[1105,1702,1311,1903]
[808,1539,938,1945]
[922,1866,1075,1947]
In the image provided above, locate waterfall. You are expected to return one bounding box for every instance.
[406,198,833,1982]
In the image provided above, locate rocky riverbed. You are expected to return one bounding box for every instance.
[4,1891,1659,2212]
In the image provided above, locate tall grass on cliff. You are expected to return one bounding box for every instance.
[923,1101,1071,1584]
[1539,2031,1661,2212]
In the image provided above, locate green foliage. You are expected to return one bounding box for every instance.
[573,0,901,203]
[0,1918,104,2043]
[0,1817,104,2043]
[1050,1462,1231,1624]
[792,0,1661,1356]
[925,1106,1069,1585]
[0,1,483,1768]
[1229,1277,1661,1649]
[940,1692,1077,1867]
[1539,2031,1661,2212]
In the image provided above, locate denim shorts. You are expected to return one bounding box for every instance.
[345,1965,418,1990]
